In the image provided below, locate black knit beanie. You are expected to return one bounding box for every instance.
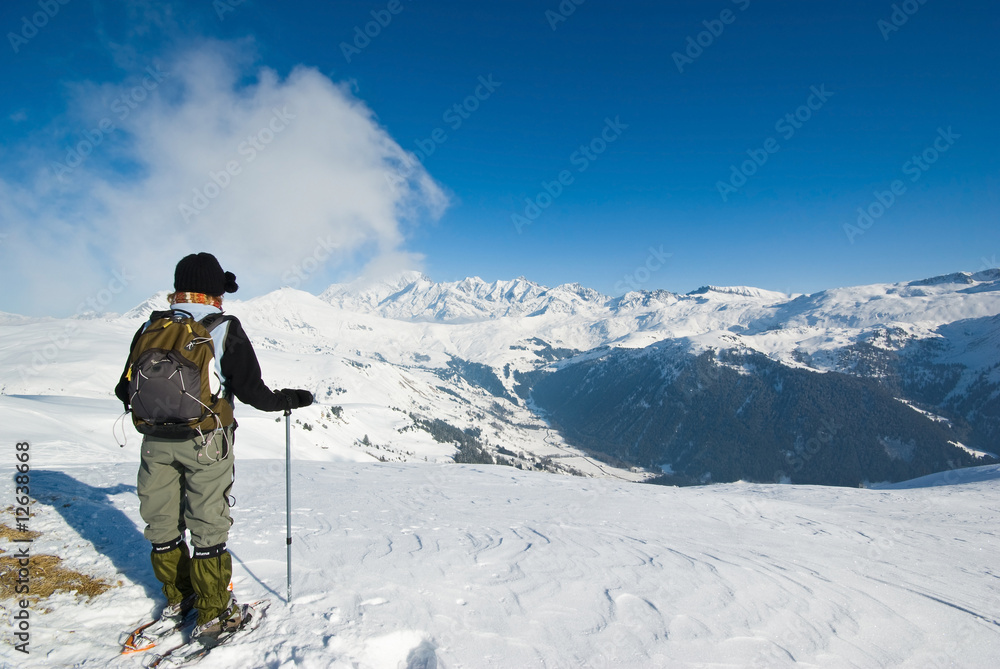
[174,253,239,295]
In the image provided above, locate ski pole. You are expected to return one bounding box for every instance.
[285,408,292,604]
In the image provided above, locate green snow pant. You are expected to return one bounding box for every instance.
[190,545,234,625]
[137,427,236,622]
[150,537,193,605]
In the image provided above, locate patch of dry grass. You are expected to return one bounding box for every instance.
[1,510,118,602]
[0,522,41,541]
[0,553,113,601]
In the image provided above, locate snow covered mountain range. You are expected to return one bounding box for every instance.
[2,269,999,485]
[3,269,1000,667]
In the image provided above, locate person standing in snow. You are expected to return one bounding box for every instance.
[115,252,313,641]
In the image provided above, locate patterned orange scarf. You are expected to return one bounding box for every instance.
[169,292,223,309]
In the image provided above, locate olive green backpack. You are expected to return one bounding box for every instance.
[126,309,234,439]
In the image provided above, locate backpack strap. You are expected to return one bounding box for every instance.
[200,313,235,333]
[150,308,230,332]
[199,313,236,403]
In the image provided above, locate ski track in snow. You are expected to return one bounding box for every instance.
[2,461,999,668]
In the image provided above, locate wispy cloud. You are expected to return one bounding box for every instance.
[0,39,447,316]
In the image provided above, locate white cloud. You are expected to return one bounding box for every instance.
[0,40,447,316]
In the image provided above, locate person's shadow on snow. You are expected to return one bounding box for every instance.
[31,470,159,600]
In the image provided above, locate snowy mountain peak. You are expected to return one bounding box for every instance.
[610,289,680,311]
[319,273,607,322]
[686,285,790,301]
[319,271,429,313]
[120,291,171,320]
[551,282,608,302]
[908,271,980,287]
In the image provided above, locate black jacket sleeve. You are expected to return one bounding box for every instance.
[220,317,288,412]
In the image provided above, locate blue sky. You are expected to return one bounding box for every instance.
[0,0,997,316]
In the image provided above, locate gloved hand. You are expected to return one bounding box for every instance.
[277,388,314,410]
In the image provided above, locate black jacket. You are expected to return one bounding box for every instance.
[115,311,287,414]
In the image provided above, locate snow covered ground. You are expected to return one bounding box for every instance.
[3,446,999,667]
[2,270,999,666]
